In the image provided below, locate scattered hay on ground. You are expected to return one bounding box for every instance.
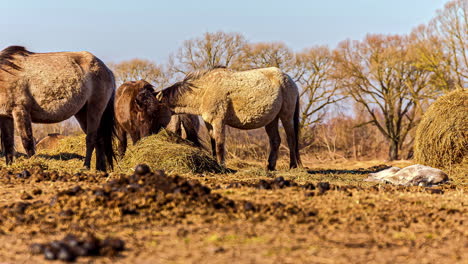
[46,134,86,158]
[0,134,87,173]
[414,89,467,170]
[3,130,223,174]
[121,129,225,174]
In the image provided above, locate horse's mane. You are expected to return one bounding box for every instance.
[161,65,226,100]
[0,46,32,73]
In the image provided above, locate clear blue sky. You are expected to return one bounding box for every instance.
[0,0,448,63]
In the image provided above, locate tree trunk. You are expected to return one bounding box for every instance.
[388,139,399,161]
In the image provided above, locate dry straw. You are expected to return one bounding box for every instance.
[121,129,225,174]
[44,134,86,157]
[414,89,467,169]
[5,129,224,174]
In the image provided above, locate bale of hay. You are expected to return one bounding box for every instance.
[36,133,66,151]
[122,129,224,174]
[414,89,467,169]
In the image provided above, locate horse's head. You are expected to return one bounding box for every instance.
[134,88,172,137]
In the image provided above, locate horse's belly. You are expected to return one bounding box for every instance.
[24,55,90,123]
[29,84,88,123]
[30,103,84,123]
[226,94,282,129]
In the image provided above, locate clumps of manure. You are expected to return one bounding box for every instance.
[0,164,317,234]
[121,129,225,174]
[414,89,467,169]
[30,233,124,261]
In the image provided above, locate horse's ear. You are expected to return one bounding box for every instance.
[155,91,163,102]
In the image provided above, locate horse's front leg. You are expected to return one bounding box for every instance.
[204,122,217,157]
[212,120,226,166]
[12,107,35,157]
[116,125,127,157]
[0,117,15,164]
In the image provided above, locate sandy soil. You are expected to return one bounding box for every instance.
[0,157,465,264]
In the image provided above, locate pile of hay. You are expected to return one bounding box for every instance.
[121,129,224,174]
[414,89,467,169]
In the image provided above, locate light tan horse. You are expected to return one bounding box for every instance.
[0,46,116,171]
[156,66,302,170]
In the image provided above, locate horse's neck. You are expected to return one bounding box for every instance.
[167,92,201,116]
[172,106,199,115]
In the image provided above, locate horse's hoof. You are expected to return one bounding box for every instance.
[5,155,14,165]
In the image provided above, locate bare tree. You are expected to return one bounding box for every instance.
[430,0,468,89]
[333,34,433,160]
[295,46,343,132]
[110,59,169,90]
[410,25,455,92]
[235,42,296,72]
[169,31,246,74]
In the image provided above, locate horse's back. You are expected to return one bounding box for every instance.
[203,67,292,129]
[23,51,101,76]
[14,51,113,122]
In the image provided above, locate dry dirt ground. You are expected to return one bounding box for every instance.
[0,154,465,264]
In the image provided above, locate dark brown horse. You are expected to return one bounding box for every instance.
[115,80,201,156]
[0,46,116,171]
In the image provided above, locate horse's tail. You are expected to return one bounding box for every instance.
[98,90,116,170]
[180,114,203,148]
[294,95,302,167]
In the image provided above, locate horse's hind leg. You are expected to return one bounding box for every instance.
[74,104,88,132]
[74,104,100,170]
[265,117,281,171]
[74,105,93,168]
[280,115,299,169]
[12,107,35,157]
[0,117,14,165]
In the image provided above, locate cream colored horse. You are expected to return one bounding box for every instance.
[0,46,116,171]
[156,66,302,170]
